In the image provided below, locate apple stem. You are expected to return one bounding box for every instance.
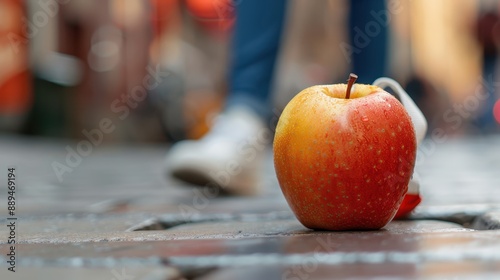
[345,73,358,99]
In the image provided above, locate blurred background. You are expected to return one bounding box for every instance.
[1,0,500,144]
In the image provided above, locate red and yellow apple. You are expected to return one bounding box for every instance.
[273,74,417,230]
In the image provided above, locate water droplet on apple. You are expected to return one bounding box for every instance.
[362,116,369,122]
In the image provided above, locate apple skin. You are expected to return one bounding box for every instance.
[273,83,417,231]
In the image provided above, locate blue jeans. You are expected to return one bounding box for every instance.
[226,0,388,118]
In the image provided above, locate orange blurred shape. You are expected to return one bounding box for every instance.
[183,89,223,140]
[0,0,32,115]
[185,0,235,33]
[0,71,31,114]
[149,0,179,36]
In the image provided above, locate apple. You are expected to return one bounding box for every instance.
[273,74,417,230]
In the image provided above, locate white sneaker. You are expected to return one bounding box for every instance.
[165,106,271,195]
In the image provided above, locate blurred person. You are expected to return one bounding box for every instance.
[0,0,31,131]
[149,0,236,141]
[166,0,392,195]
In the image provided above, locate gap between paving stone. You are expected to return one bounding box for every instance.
[129,206,500,232]
[128,211,296,231]
[410,204,500,230]
[473,212,500,230]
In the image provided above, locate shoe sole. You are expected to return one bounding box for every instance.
[170,167,259,196]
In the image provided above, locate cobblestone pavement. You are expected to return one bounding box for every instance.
[0,135,500,279]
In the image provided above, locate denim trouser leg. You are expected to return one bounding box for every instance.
[349,0,388,84]
[226,0,388,116]
[225,0,288,118]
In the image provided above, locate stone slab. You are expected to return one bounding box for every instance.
[0,225,499,279]
[0,220,479,262]
[199,262,500,280]
[0,266,181,280]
